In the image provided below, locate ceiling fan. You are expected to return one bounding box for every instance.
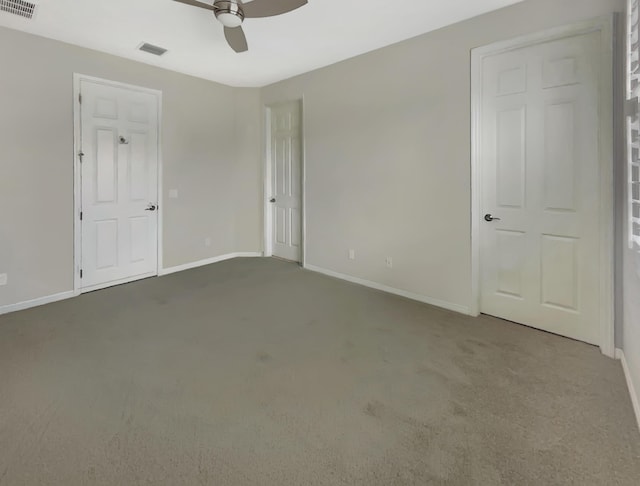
[174,0,308,53]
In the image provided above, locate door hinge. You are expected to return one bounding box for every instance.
[80,269,83,279]
[80,211,83,221]
[79,93,82,104]
[78,151,84,162]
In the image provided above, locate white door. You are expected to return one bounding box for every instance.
[269,101,302,262]
[479,32,602,344]
[79,79,159,291]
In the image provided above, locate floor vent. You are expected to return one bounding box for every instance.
[0,0,37,19]
[139,43,168,56]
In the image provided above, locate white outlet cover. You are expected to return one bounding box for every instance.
[205,237,212,247]
[348,249,355,260]
[0,273,7,286]
[386,257,393,268]
[168,189,179,199]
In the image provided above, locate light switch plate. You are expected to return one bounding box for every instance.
[0,273,7,286]
[168,189,178,199]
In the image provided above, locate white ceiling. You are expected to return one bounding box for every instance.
[0,0,523,87]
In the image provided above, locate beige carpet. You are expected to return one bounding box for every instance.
[0,257,638,485]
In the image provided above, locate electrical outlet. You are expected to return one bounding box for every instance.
[0,273,7,286]
[348,249,356,260]
[385,257,393,268]
[168,189,179,199]
[205,237,212,247]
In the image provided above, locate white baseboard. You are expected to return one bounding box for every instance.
[616,348,640,433]
[0,253,263,316]
[0,291,76,316]
[159,252,262,276]
[304,264,472,315]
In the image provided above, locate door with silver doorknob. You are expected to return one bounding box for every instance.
[79,78,159,291]
[477,31,602,345]
[269,101,302,262]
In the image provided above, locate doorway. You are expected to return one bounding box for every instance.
[471,18,614,355]
[74,75,162,293]
[264,100,304,263]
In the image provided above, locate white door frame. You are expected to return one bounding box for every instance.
[470,16,615,357]
[72,73,163,294]
[263,98,306,265]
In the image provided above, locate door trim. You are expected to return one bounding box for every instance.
[72,73,163,295]
[263,98,306,265]
[470,16,615,357]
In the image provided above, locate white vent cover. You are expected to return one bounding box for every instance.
[139,43,168,56]
[0,0,37,19]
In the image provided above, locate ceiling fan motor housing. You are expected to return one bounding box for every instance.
[173,0,309,53]
[214,0,245,27]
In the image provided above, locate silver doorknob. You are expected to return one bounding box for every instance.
[269,198,276,203]
[484,214,501,222]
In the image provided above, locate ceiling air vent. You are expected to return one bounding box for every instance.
[0,0,37,19]
[139,43,168,57]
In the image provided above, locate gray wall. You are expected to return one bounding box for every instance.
[0,27,263,307]
[262,0,625,313]
[234,89,264,252]
[623,237,640,410]
[622,0,640,419]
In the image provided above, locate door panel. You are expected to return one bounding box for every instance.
[290,208,301,248]
[270,101,302,262]
[129,217,149,263]
[496,106,526,208]
[276,207,287,245]
[495,229,526,298]
[480,32,601,344]
[129,132,149,201]
[95,220,118,269]
[80,80,159,290]
[496,64,527,95]
[540,235,579,311]
[544,102,576,211]
[95,129,117,202]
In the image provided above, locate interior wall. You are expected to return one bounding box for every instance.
[623,241,640,416]
[261,0,625,314]
[0,26,262,308]
[622,0,640,423]
[234,89,264,253]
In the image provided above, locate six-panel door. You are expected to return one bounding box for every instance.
[80,80,159,290]
[270,101,302,262]
[480,32,602,344]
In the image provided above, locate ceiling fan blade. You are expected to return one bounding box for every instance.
[224,26,248,53]
[242,0,307,18]
[173,0,216,11]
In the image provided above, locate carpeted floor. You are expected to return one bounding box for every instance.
[0,257,638,485]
